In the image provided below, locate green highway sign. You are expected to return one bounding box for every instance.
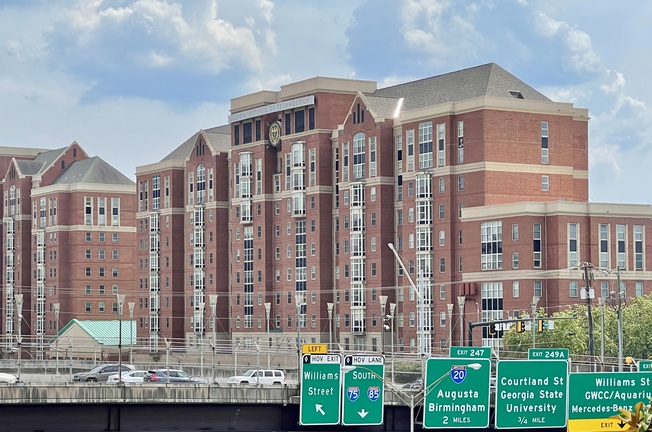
[299,353,342,426]
[568,372,652,432]
[495,359,567,429]
[423,357,491,429]
[528,348,569,360]
[341,354,385,426]
[450,346,491,359]
[638,360,652,371]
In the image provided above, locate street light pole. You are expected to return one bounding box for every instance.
[615,267,624,372]
[343,362,483,432]
[380,295,388,354]
[327,302,334,351]
[116,294,126,384]
[264,302,271,368]
[198,301,205,377]
[531,296,540,348]
[457,296,465,346]
[295,292,303,367]
[598,296,605,370]
[54,303,60,376]
[209,294,218,384]
[446,304,454,353]
[580,262,596,370]
[389,302,396,383]
[15,294,23,383]
[128,302,135,366]
[388,243,424,355]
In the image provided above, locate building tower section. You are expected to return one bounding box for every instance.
[136,127,230,350]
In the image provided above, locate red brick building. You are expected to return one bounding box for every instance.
[226,63,652,354]
[1,142,136,359]
[135,127,231,350]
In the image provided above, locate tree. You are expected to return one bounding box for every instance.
[501,294,652,361]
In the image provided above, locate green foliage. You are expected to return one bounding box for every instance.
[611,399,652,431]
[392,360,422,383]
[501,294,652,361]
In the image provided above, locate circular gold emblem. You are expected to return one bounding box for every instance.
[269,121,282,147]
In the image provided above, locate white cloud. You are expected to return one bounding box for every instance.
[600,70,626,95]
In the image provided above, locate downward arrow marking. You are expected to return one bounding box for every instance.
[358,409,369,418]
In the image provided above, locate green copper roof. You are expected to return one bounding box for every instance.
[51,319,136,345]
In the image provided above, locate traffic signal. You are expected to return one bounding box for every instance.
[488,322,496,336]
[537,319,544,332]
[516,320,524,333]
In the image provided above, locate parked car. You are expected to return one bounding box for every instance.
[227,369,286,385]
[0,372,18,384]
[106,370,147,384]
[72,364,135,382]
[143,369,208,384]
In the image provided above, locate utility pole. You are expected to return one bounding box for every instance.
[580,262,596,370]
[615,267,624,372]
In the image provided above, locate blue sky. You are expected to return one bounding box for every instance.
[1,0,651,204]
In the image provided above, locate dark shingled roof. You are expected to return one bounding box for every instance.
[16,148,68,175]
[372,63,550,110]
[161,124,231,162]
[365,95,401,119]
[53,156,135,185]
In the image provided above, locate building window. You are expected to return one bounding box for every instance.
[439,177,445,192]
[481,221,502,270]
[352,133,365,179]
[569,280,578,297]
[512,281,519,298]
[617,224,626,270]
[481,282,503,347]
[457,121,464,164]
[512,253,519,269]
[439,257,445,273]
[534,280,542,298]
[541,121,549,164]
[406,129,414,171]
[439,231,445,246]
[437,123,445,167]
[439,284,446,301]
[418,122,433,169]
[438,204,445,220]
[600,224,609,268]
[568,223,578,268]
[635,225,644,270]
[457,176,464,191]
[542,175,549,191]
[512,224,519,241]
[533,223,542,268]
[636,281,644,297]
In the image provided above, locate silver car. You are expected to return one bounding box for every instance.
[73,364,134,382]
[107,370,147,384]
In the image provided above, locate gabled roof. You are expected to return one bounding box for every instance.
[51,319,136,345]
[372,63,550,110]
[161,124,230,162]
[53,156,135,186]
[15,147,67,176]
[364,95,401,120]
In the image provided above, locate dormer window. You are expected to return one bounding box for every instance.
[509,90,524,99]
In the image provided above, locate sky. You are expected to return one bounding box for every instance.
[0,0,651,204]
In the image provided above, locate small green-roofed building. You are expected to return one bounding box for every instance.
[49,319,136,360]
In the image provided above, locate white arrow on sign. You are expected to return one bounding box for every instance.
[315,404,325,415]
[358,409,369,418]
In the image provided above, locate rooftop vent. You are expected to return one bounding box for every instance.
[509,90,524,99]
